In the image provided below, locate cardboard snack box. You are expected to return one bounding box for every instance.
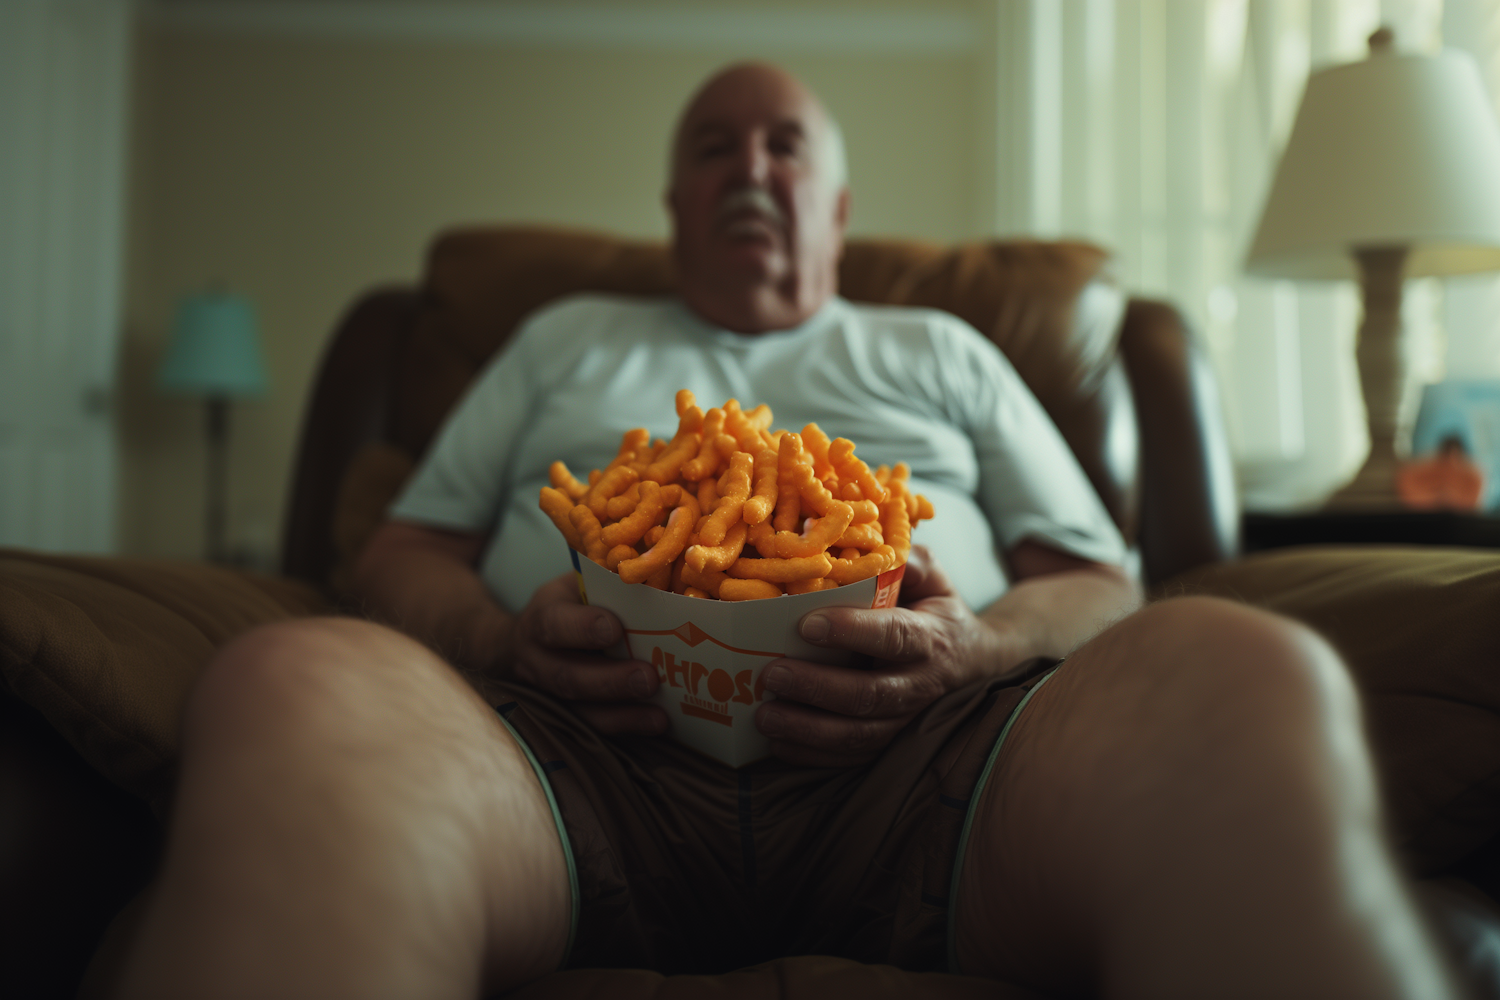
[572,549,904,767]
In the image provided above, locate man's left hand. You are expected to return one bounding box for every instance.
[755,546,1022,767]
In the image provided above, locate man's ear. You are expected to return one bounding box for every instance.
[664,182,686,244]
[832,186,851,259]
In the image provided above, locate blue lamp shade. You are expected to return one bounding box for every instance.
[156,291,270,396]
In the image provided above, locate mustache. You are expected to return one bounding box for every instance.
[715,187,785,228]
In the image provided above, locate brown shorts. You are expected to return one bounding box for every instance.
[492,657,1059,975]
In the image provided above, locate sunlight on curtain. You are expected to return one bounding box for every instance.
[1443,0,1500,386]
[1011,0,1500,509]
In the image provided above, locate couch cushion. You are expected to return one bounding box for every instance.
[0,550,332,806]
[1165,545,1500,875]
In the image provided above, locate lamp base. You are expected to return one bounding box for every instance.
[1323,246,1411,513]
[1324,442,1404,510]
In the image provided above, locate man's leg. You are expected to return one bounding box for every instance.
[116,618,571,1000]
[954,596,1462,1000]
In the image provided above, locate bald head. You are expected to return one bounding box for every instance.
[665,63,850,334]
[670,63,848,194]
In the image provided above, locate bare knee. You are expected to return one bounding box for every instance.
[209,615,430,674]
[185,617,455,750]
[1096,595,1358,728]
[1034,594,1381,841]
[1120,594,1328,663]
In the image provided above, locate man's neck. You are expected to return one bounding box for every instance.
[680,276,834,335]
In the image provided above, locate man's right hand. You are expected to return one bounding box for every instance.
[501,573,667,736]
[352,522,665,736]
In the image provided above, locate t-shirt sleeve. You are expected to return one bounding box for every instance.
[388,329,540,535]
[939,318,1128,568]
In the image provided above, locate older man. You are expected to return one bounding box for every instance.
[117,64,1459,1000]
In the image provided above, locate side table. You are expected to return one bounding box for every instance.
[1243,510,1500,552]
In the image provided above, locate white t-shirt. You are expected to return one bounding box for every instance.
[391,294,1126,614]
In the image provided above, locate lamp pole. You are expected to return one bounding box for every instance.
[1328,246,1410,508]
[205,395,229,563]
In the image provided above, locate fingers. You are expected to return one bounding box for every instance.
[509,573,665,736]
[528,601,623,650]
[512,651,659,704]
[797,605,936,663]
[756,698,914,767]
[522,575,623,650]
[759,658,945,719]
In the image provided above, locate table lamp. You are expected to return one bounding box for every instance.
[156,290,269,562]
[1244,27,1500,509]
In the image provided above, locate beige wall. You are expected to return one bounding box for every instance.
[120,8,985,566]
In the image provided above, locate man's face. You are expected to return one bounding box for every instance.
[667,65,848,333]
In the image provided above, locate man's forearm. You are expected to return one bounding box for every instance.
[979,565,1142,678]
[350,524,513,672]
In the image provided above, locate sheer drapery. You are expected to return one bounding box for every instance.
[988,0,1500,509]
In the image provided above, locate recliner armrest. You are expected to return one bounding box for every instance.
[0,550,332,805]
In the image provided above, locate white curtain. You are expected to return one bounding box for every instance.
[997,0,1500,509]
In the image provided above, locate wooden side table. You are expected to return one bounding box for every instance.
[1243,510,1500,552]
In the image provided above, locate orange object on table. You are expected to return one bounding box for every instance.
[1397,438,1484,511]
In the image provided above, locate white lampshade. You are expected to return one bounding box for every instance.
[1245,46,1500,281]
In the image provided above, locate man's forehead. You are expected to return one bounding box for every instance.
[685,115,810,139]
[677,66,824,136]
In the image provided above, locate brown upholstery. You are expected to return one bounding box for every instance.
[0,551,331,806]
[4,225,1499,998]
[0,552,332,997]
[280,287,418,594]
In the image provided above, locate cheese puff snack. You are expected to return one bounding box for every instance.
[539,389,933,599]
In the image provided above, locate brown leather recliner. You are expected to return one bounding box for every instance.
[3,226,1499,998]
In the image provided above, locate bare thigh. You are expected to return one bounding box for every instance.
[122,617,572,999]
[950,596,1416,999]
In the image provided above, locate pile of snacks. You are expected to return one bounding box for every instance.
[539,390,933,600]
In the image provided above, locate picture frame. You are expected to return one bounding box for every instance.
[1409,380,1500,511]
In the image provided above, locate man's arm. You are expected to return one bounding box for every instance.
[978,540,1143,675]
[351,520,665,733]
[756,542,1141,767]
[352,521,511,670]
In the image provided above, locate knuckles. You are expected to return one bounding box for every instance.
[850,678,880,717]
[876,610,931,662]
[532,603,584,649]
[866,669,944,717]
